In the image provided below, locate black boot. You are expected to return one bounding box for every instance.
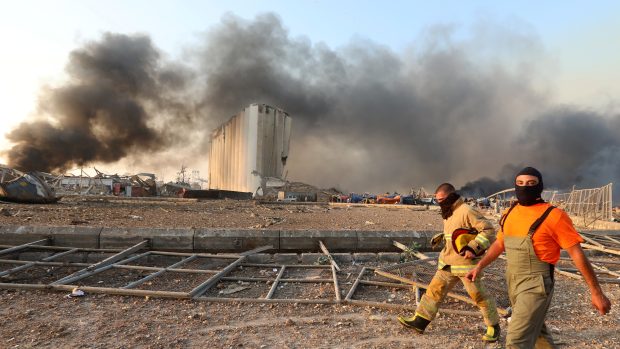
[397,314,430,334]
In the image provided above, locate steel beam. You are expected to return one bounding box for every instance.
[265,266,286,299]
[0,248,79,278]
[122,255,198,289]
[0,238,50,257]
[51,240,150,285]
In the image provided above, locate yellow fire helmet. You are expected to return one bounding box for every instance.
[451,228,481,256]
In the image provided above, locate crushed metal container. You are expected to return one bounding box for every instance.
[0,172,59,204]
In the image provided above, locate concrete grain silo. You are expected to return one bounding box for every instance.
[208,104,292,195]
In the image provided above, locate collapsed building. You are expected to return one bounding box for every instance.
[208,103,292,196]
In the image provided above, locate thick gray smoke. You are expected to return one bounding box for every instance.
[4,13,619,201]
[5,33,191,172]
[195,14,547,192]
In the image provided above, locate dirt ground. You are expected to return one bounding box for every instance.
[1,197,619,348]
[0,197,444,231]
[0,273,618,349]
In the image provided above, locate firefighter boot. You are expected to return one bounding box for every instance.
[397,314,430,334]
[482,324,501,342]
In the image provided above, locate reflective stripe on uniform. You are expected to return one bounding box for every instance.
[437,258,476,273]
[450,264,477,273]
[475,234,490,249]
[438,259,446,269]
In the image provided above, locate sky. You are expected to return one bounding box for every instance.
[1,0,619,182]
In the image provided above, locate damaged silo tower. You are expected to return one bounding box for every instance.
[208,104,292,195]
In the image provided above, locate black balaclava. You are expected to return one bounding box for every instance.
[439,192,461,219]
[515,166,544,206]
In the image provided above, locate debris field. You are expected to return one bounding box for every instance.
[0,197,443,231]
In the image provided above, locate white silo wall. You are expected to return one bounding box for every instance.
[208,104,292,194]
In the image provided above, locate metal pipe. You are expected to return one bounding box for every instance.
[241,263,331,269]
[52,250,151,285]
[189,256,246,298]
[0,238,50,257]
[197,297,338,305]
[265,266,286,299]
[122,255,198,289]
[0,248,79,277]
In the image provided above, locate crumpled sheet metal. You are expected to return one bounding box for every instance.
[0,172,59,204]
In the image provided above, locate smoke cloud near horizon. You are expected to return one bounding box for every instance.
[4,13,619,199]
[5,33,192,172]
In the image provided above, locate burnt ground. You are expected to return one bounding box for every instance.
[0,197,443,231]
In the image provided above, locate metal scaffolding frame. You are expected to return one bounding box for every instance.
[551,183,613,227]
[2,235,617,314]
[0,241,344,305]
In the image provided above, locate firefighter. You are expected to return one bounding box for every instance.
[398,183,501,342]
[466,167,612,348]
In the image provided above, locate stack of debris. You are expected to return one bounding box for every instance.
[260,180,341,202]
[41,168,157,198]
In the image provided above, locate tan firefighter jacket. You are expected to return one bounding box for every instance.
[437,197,496,275]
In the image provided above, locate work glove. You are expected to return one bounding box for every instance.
[431,233,444,250]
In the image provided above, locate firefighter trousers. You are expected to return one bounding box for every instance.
[414,267,500,326]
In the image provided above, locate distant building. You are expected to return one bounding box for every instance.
[208,104,292,195]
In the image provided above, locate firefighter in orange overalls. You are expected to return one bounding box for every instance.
[398,183,501,342]
[467,167,611,348]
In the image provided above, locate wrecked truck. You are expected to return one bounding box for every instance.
[0,167,59,204]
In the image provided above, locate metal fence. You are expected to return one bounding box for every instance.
[550,183,613,227]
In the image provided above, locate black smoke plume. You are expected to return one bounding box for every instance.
[5,33,191,172]
[4,13,619,202]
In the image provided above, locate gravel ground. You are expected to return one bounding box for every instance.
[0,197,619,348]
[0,273,618,349]
[0,197,443,231]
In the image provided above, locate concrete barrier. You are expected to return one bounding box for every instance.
[0,225,447,253]
[301,253,324,264]
[279,230,357,251]
[353,253,377,263]
[274,253,300,264]
[356,230,433,252]
[0,225,53,245]
[332,253,353,264]
[100,227,193,250]
[194,229,279,253]
[0,226,101,249]
[48,226,101,248]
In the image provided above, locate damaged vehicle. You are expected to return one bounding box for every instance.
[0,166,59,203]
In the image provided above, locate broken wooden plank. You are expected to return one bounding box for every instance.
[332,264,341,302]
[345,267,366,301]
[374,269,509,316]
[582,243,620,257]
[319,240,340,272]
[581,234,605,247]
[393,240,429,260]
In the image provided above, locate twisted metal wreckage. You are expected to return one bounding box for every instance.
[0,166,157,203]
[0,236,618,317]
